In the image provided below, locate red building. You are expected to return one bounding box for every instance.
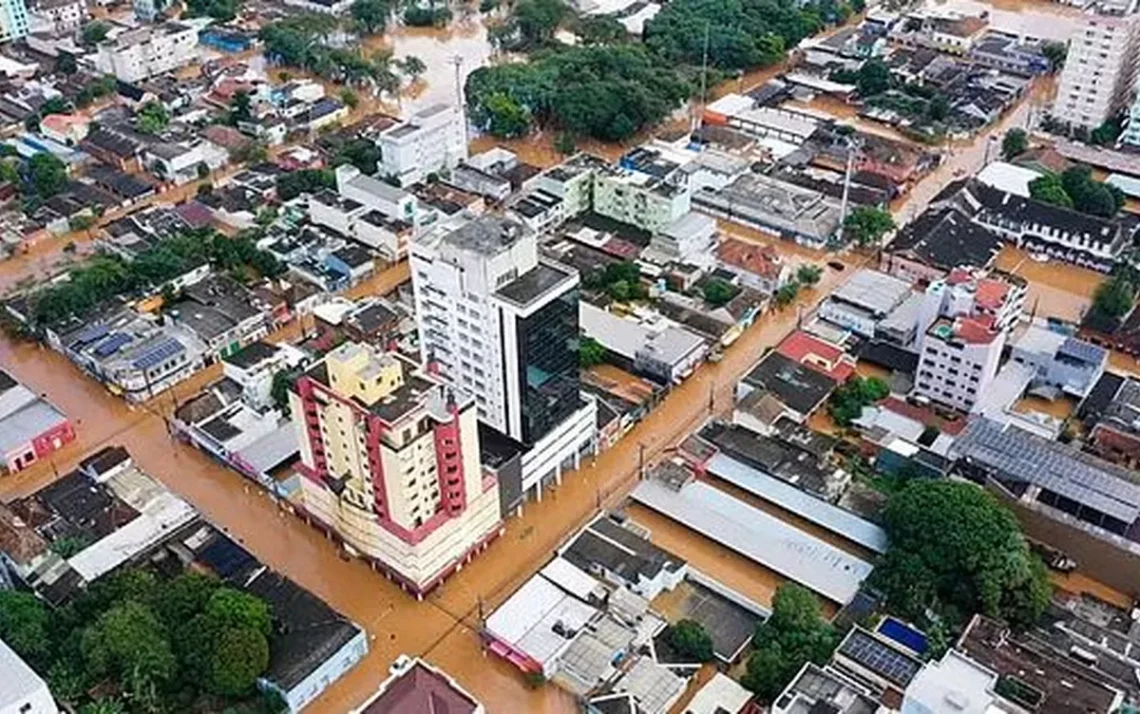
[0,370,75,473]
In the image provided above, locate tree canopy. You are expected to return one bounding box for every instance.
[873,479,1052,630]
[667,619,715,662]
[828,375,889,426]
[1091,274,1135,321]
[644,0,822,71]
[276,168,336,200]
[579,336,606,367]
[136,101,170,134]
[741,584,836,701]
[351,0,391,34]
[466,44,691,141]
[1030,165,1123,218]
[702,277,738,306]
[1001,128,1028,161]
[81,21,110,46]
[491,0,570,51]
[843,206,895,247]
[185,0,240,21]
[0,569,277,712]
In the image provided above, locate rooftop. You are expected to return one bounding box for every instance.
[630,477,873,604]
[741,351,838,416]
[0,638,47,711]
[951,416,1140,525]
[352,658,481,714]
[560,515,686,587]
[442,214,533,256]
[495,260,576,307]
[830,269,913,317]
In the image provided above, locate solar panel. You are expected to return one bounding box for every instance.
[839,629,922,687]
[1059,337,1106,366]
[92,332,133,357]
[131,338,184,371]
[72,324,109,345]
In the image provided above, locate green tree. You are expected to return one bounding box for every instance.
[555,132,576,154]
[339,88,359,109]
[208,626,270,696]
[1001,128,1028,161]
[481,91,533,138]
[271,369,300,411]
[579,336,606,367]
[276,168,335,200]
[56,52,78,74]
[1028,173,1073,208]
[856,59,891,96]
[81,21,110,46]
[575,15,627,44]
[1090,116,1123,146]
[742,584,835,701]
[229,90,254,125]
[79,699,126,714]
[796,264,822,286]
[496,0,569,50]
[204,587,273,635]
[397,55,427,81]
[1041,40,1067,70]
[843,206,895,247]
[80,601,176,686]
[351,0,391,34]
[667,619,714,662]
[136,101,170,134]
[185,0,240,20]
[702,277,738,306]
[0,590,52,666]
[925,93,949,121]
[28,152,69,200]
[774,282,799,307]
[1092,275,1135,320]
[828,375,889,425]
[873,479,1052,630]
[333,138,382,174]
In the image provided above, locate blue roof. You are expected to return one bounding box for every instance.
[131,338,184,370]
[92,332,133,357]
[705,451,889,554]
[1059,336,1107,366]
[72,324,109,345]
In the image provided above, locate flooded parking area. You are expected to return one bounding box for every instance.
[918,0,1086,42]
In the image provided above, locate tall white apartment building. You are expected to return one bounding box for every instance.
[411,215,596,504]
[0,638,56,714]
[0,0,29,42]
[29,0,84,35]
[289,343,503,598]
[94,22,198,83]
[1054,6,1140,131]
[913,269,1026,412]
[377,104,468,187]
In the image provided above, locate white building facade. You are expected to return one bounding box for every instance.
[412,215,596,502]
[0,638,56,714]
[1054,9,1140,131]
[94,22,198,83]
[377,104,468,187]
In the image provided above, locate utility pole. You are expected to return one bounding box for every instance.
[638,442,646,478]
[837,136,855,242]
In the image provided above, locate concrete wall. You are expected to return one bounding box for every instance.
[989,485,1140,596]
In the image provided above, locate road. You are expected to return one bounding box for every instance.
[0,237,863,713]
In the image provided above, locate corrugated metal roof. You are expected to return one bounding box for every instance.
[705,452,888,554]
[631,479,873,604]
[0,399,67,453]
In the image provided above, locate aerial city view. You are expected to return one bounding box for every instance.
[7,0,1140,709]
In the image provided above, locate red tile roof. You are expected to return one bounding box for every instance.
[777,330,856,382]
[975,278,1010,311]
[357,661,480,714]
[718,238,784,279]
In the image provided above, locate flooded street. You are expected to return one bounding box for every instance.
[921,0,1086,41]
[363,16,498,113]
[0,236,865,712]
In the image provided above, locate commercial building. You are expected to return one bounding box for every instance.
[0,369,74,473]
[0,0,29,42]
[641,211,717,270]
[377,104,467,186]
[883,206,1003,283]
[412,215,596,505]
[579,302,709,385]
[1056,7,1140,132]
[289,343,503,597]
[49,307,207,403]
[169,274,275,362]
[737,351,839,424]
[818,269,914,338]
[0,638,56,714]
[94,22,199,83]
[351,657,484,713]
[694,173,843,248]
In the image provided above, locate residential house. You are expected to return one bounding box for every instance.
[1010,323,1108,399]
[377,103,467,186]
[0,368,74,473]
[717,238,791,294]
[38,112,88,145]
[818,269,914,338]
[94,22,199,83]
[350,657,484,714]
[144,139,228,185]
[169,274,274,361]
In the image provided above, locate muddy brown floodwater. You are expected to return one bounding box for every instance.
[0,239,867,712]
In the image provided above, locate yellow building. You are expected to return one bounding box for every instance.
[290,342,502,598]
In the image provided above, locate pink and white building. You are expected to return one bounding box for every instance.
[289,342,502,598]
